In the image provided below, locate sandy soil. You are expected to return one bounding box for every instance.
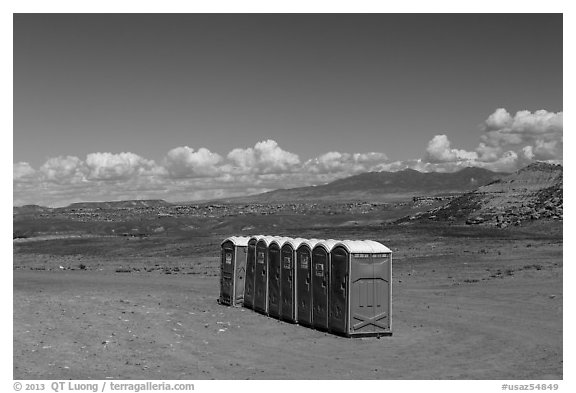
[13,229,562,380]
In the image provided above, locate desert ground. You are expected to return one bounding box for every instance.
[13,210,562,380]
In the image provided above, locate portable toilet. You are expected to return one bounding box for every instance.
[219,236,250,306]
[311,239,338,331]
[254,236,275,315]
[295,238,319,327]
[267,237,290,319]
[329,240,393,337]
[280,237,305,323]
[243,235,261,310]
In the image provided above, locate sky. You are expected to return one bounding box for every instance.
[13,13,563,207]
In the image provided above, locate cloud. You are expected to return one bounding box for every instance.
[476,142,502,162]
[254,139,300,172]
[479,108,563,162]
[164,146,223,178]
[483,107,513,131]
[510,109,562,135]
[483,108,562,135]
[224,141,389,190]
[522,145,535,160]
[420,108,562,173]
[13,162,37,182]
[304,151,389,174]
[226,139,300,174]
[39,156,86,184]
[373,158,477,174]
[354,152,389,164]
[226,148,257,173]
[85,152,159,180]
[425,135,478,163]
[482,150,520,172]
[532,139,560,160]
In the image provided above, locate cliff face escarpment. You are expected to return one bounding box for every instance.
[404,162,563,227]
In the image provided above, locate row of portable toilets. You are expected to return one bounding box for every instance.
[220,235,393,337]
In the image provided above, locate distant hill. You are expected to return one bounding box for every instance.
[13,204,52,215]
[405,162,563,227]
[225,167,508,203]
[64,199,174,210]
[13,200,174,214]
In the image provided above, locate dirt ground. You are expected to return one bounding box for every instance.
[13,222,562,380]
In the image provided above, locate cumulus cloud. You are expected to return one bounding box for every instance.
[521,146,534,160]
[226,148,257,173]
[483,108,562,135]
[85,152,159,180]
[354,152,389,164]
[425,135,478,163]
[374,158,477,173]
[483,107,513,130]
[503,109,561,135]
[476,142,502,162]
[255,140,300,172]
[13,162,37,182]
[419,108,562,173]
[482,150,520,172]
[164,146,223,178]
[479,108,563,162]
[304,151,389,175]
[226,139,300,174]
[305,151,347,174]
[421,134,536,174]
[532,139,560,160]
[39,156,86,184]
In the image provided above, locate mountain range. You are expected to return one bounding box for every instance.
[224,167,508,203]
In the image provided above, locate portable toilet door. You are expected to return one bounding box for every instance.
[243,236,259,310]
[280,238,303,323]
[329,240,393,337]
[311,240,338,331]
[295,239,317,327]
[219,236,250,306]
[328,240,368,335]
[254,236,275,315]
[364,240,393,336]
[327,240,351,333]
[267,238,286,319]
